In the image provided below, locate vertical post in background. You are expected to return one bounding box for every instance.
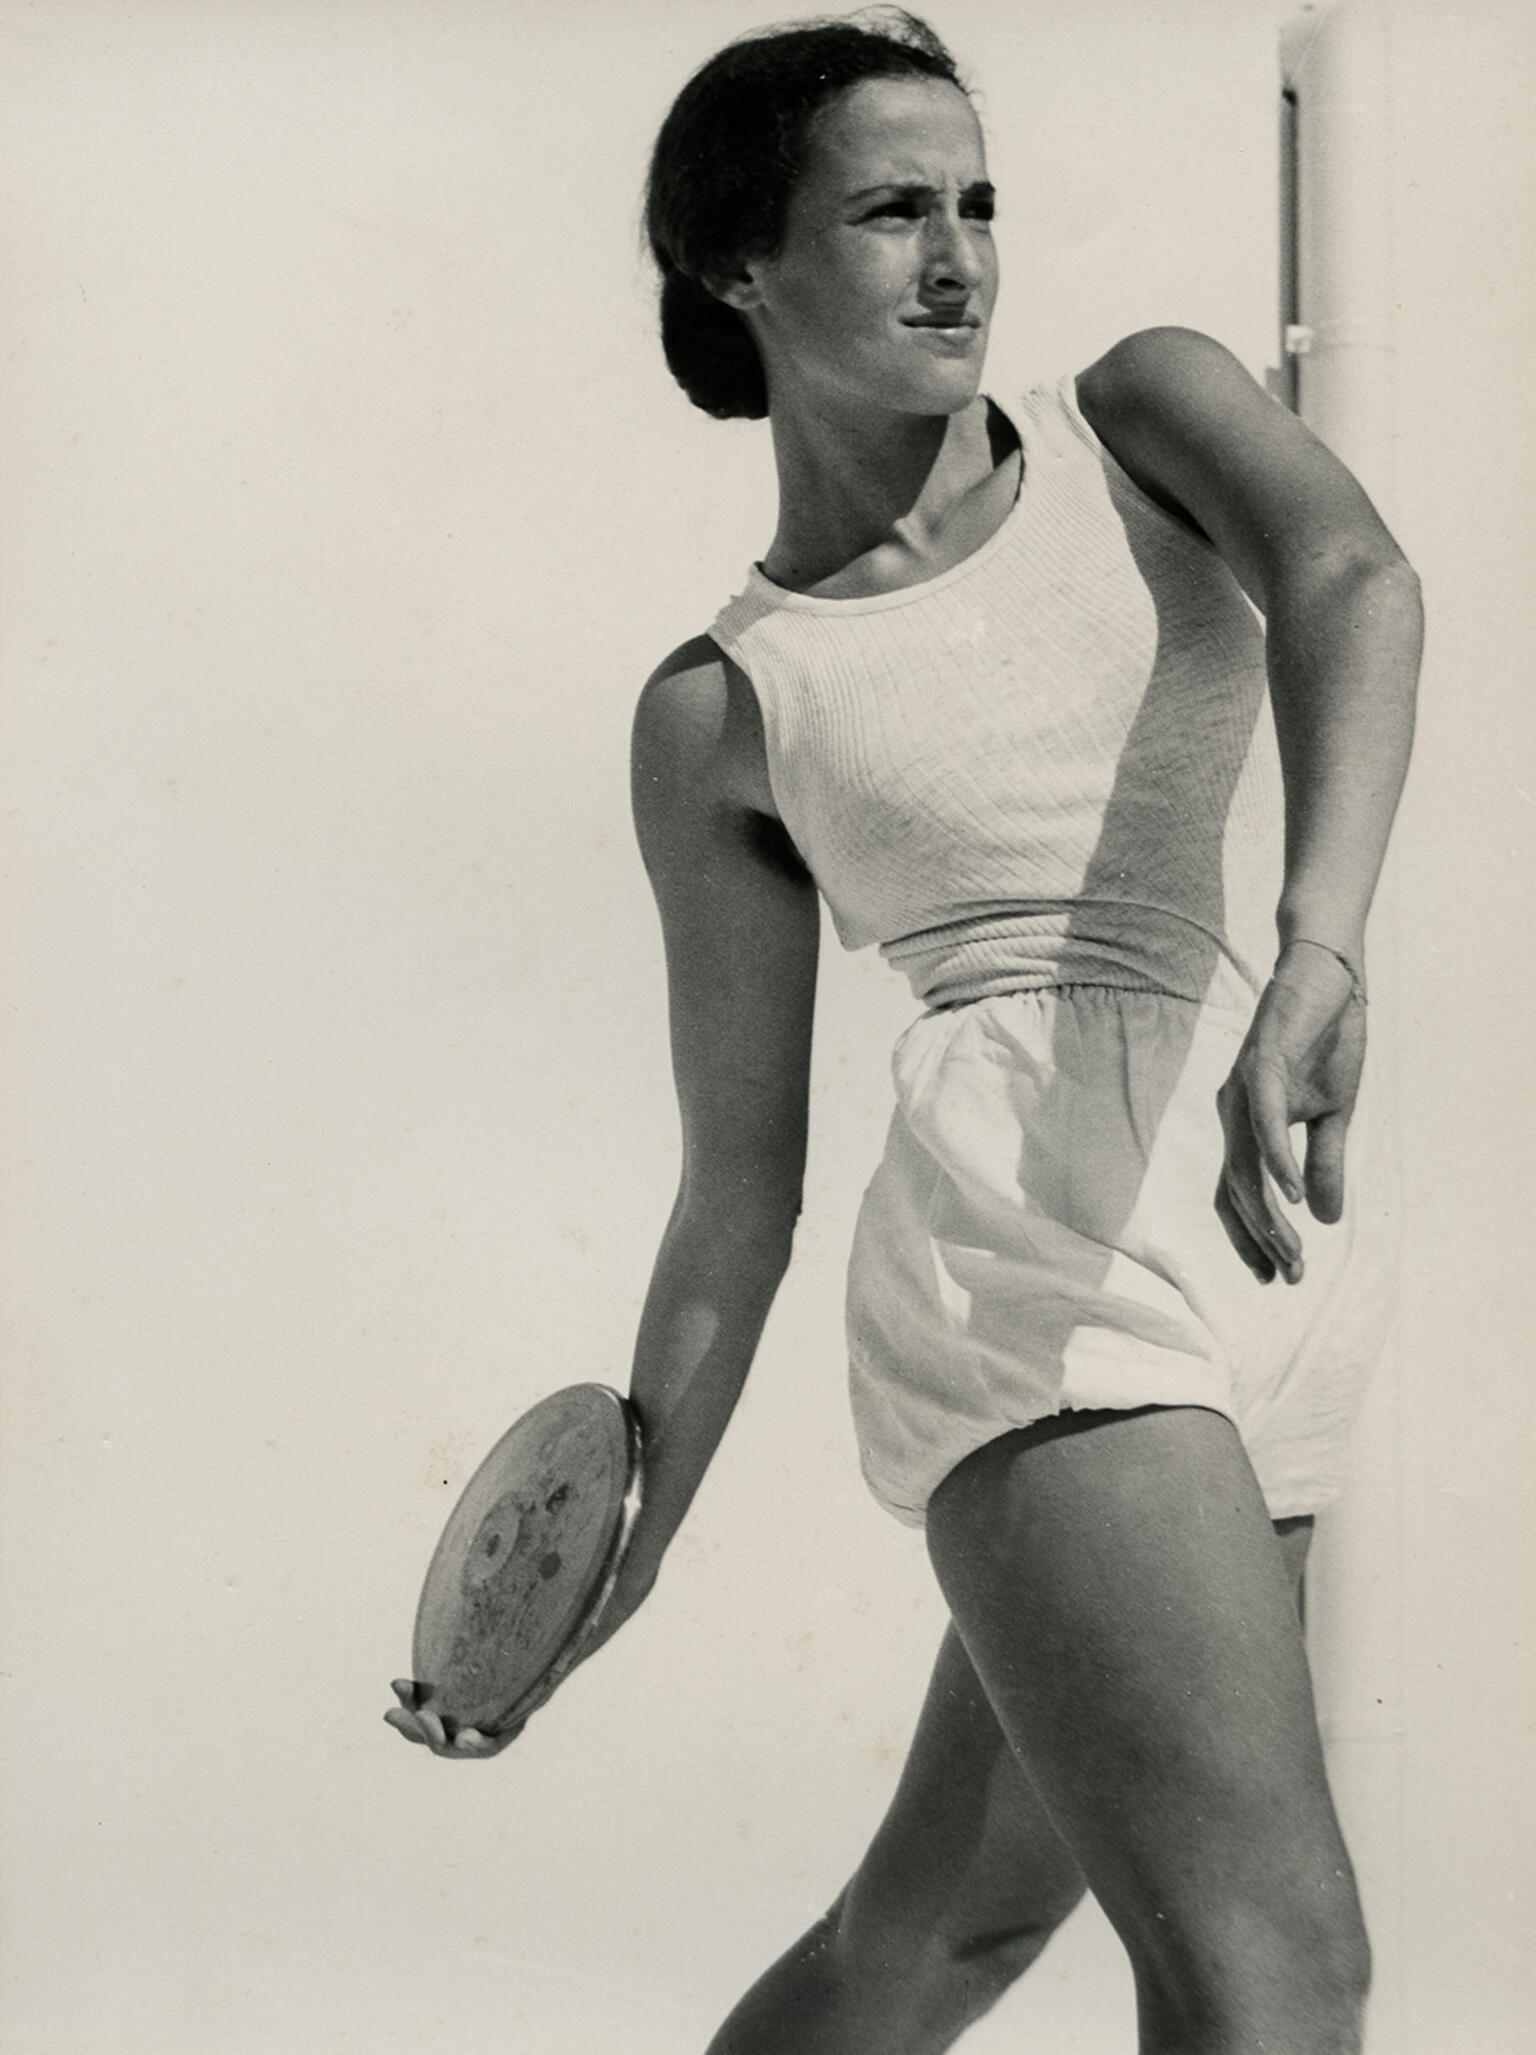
[1276,80,1301,413]
[1279,4,1404,2046]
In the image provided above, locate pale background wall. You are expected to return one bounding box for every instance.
[1365,4,1536,2045]
[0,3,1528,2050]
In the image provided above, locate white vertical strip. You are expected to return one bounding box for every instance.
[1281,6,1405,2047]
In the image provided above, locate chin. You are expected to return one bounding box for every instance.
[791,347,988,422]
[908,368,988,416]
[854,357,988,418]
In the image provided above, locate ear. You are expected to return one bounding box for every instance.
[707,256,769,314]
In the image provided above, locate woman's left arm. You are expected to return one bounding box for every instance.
[1079,326,1424,1282]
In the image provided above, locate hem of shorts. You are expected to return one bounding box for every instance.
[858,1388,1244,1530]
[866,1443,1349,1530]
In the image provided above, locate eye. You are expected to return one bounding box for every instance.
[865,198,920,221]
[962,195,996,224]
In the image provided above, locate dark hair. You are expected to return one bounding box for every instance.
[645,10,967,420]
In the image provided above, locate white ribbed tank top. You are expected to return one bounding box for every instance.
[710,376,1285,1012]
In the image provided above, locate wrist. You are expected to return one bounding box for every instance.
[1274,935,1368,1005]
[1275,896,1367,963]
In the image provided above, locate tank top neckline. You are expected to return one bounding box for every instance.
[745,392,1033,617]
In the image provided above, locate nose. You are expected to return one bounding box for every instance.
[921,202,988,296]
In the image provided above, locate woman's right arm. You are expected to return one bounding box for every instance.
[388,641,817,1756]
[602,635,820,1624]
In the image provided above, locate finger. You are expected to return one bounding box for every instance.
[1304,1111,1350,1224]
[1215,1177,1276,1284]
[415,1707,451,1752]
[1247,1059,1304,1206]
[1255,1184,1304,1284]
[1219,1091,1304,1282]
[391,1679,422,1710]
[384,1708,427,1744]
[1229,1159,1303,1283]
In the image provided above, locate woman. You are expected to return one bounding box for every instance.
[390,13,1421,2051]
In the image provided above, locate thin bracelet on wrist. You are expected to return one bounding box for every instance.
[1280,937,1368,1006]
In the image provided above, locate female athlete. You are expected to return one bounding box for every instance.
[391,14,1422,2051]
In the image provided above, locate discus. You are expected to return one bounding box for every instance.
[405,1383,644,1738]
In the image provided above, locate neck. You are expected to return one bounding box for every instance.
[761,391,997,591]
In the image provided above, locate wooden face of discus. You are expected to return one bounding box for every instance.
[412,1386,634,1733]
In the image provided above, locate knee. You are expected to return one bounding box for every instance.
[1134,1887,1371,2050]
[1297,1899,1373,2035]
[948,1861,1086,1991]
[942,1912,1071,2013]
[832,1876,1085,2040]
[1268,1895,1372,2039]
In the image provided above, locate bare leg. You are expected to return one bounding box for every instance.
[706,1622,1086,2053]
[926,1407,1368,2054]
[705,1417,1330,2054]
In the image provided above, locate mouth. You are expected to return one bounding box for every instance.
[904,314,984,354]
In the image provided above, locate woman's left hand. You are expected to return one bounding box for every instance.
[1214,940,1366,1285]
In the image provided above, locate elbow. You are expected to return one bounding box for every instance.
[1350,551,1424,664]
[1361,552,1425,672]
[1303,537,1422,612]
[741,1178,806,1272]
[1364,549,1422,615]
[1272,542,1424,658]
[678,1160,805,1273]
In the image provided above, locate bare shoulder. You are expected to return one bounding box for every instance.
[1075,329,1256,537]
[1076,327,1409,601]
[632,633,780,852]
[1077,326,1253,431]
[633,634,733,773]
[1076,328,1280,502]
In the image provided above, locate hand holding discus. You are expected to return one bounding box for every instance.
[386,1384,646,1758]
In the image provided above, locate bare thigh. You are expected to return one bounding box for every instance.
[706,1419,1329,2055]
[835,1500,1312,1984]
[924,1406,1366,2048]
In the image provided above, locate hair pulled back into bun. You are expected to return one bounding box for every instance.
[644,9,966,421]
[657,267,771,422]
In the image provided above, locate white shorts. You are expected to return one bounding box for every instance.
[846,985,1398,1525]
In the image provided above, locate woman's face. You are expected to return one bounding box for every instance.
[726,75,998,420]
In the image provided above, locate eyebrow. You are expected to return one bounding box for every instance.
[845,179,996,206]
